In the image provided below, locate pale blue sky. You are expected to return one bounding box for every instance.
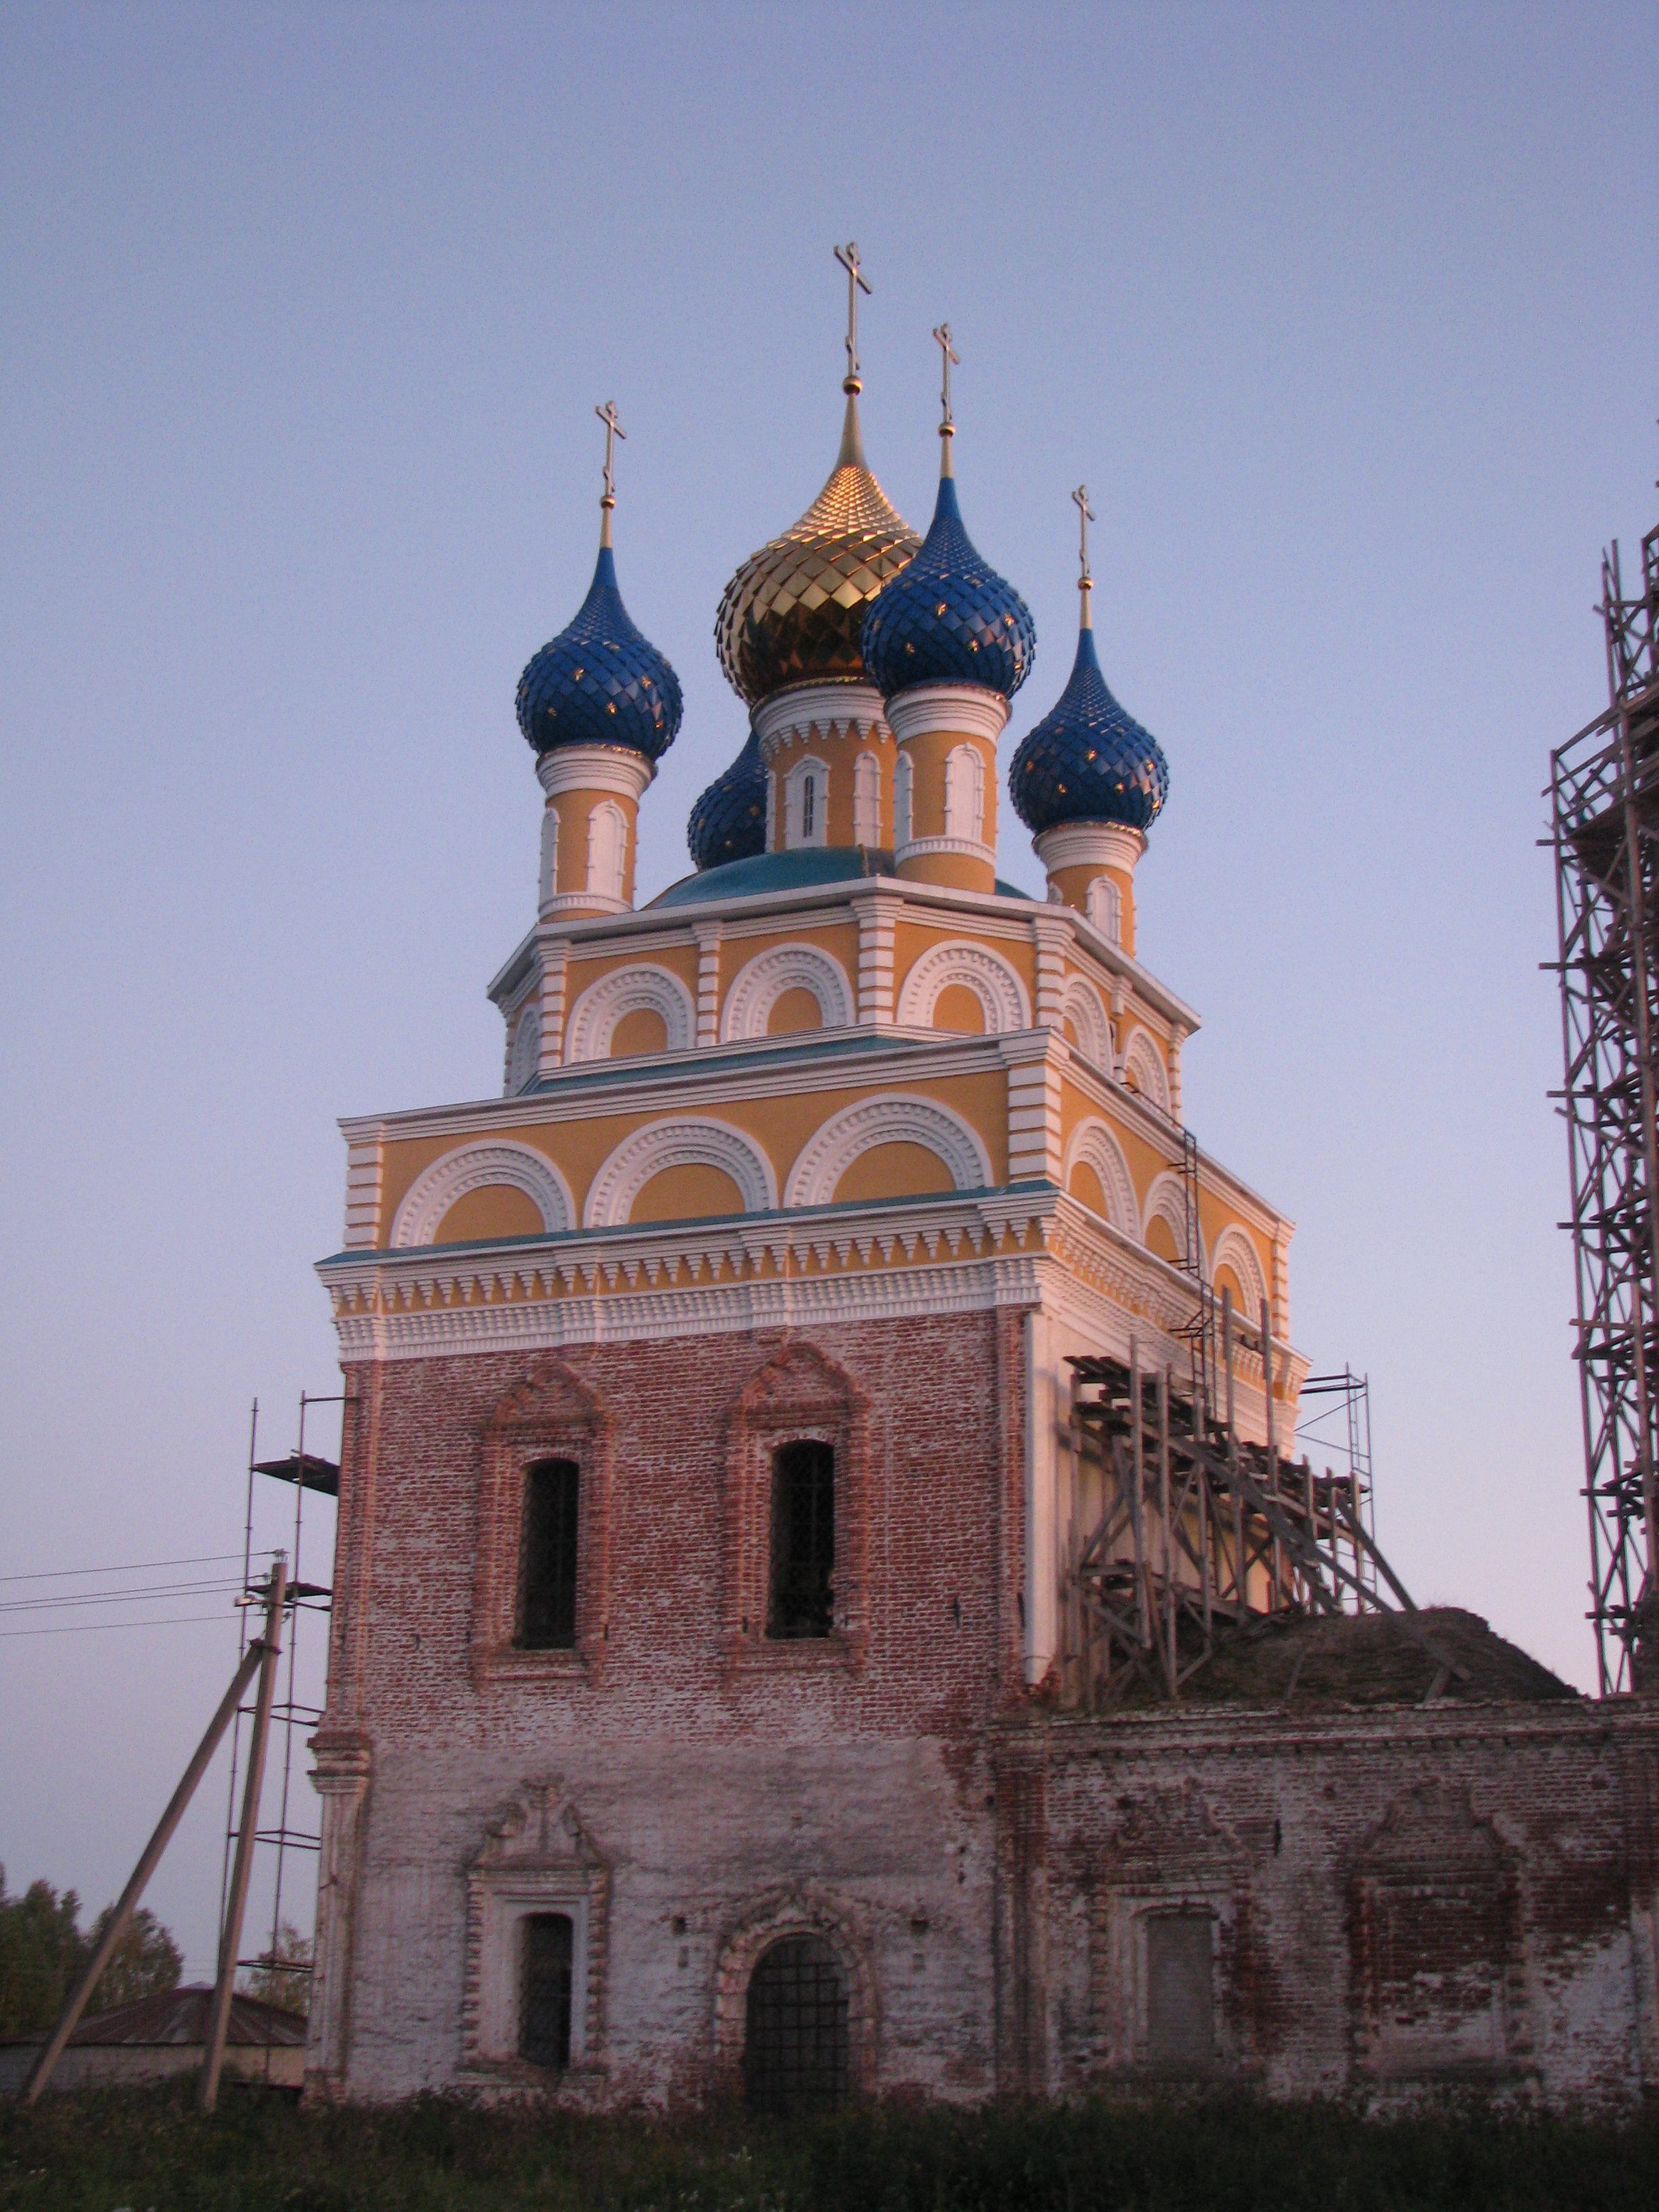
[2,1,1654,1977]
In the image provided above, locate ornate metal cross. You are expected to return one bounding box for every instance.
[594,400,626,504]
[1073,483,1096,583]
[933,323,960,428]
[834,241,872,386]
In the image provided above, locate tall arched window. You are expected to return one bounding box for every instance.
[520,1912,574,2070]
[743,1936,848,2111]
[586,801,627,900]
[768,1441,834,1639]
[853,750,880,847]
[894,750,914,848]
[943,743,985,844]
[518,1458,579,1648]
[1087,874,1122,945]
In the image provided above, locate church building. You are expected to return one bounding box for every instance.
[304,261,1658,2110]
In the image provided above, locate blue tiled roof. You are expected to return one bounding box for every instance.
[861,472,1036,702]
[516,543,682,761]
[687,724,768,870]
[1008,623,1168,836]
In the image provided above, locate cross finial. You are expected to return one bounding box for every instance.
[834,241,872,394]
[1073,484,1097,626]
[932,323,960,429]
[594,401,626,507]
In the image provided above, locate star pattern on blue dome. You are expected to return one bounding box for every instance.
[516,542,683,762]
[1008,621,1169,836]
[861,471,1036,701]
[688,724,768,870]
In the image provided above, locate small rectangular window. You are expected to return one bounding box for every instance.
[520,1912,573,2069]
[1146,1912,1213,2067]
[769,1440,834,1639]
[518,1459,579,1648]
[802,774,816,840]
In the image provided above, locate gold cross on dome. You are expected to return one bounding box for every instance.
[1073,483,1096,583]
[594,400,626,505]
[834,241,872,389]
[933,323,960,428]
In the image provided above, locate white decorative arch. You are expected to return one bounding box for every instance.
[895,940,1031,1034]
[721,941,855,1042]
[1211,1225,1269,1321]
[506,1003,541,1095]
[390,1141,573,1249]
[564,964,695,1064]
[1122,1025,1172,1115]
[1086,874,1122,945]
[893,750,913,847]
[1142,1169,1204,1271]
[583,1117,777,1228]
[784,1093,994,1209]
[1062,1118,1139,1238]
[1060,975,1112,1069]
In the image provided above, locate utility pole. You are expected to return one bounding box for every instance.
[200,1554,287,2112]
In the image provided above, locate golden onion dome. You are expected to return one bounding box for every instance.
[715,396,920,707]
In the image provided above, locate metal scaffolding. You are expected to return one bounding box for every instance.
[1548,521,1659,1696]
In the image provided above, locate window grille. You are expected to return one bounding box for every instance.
[518,1458,579,1648]
[520,1911,573,2070]
[768,1441,834,1639]
[743,1935,848,2111]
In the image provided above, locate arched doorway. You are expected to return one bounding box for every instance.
[743,1934,849,2111]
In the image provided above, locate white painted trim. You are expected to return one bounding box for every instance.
[506,1004,541,1097]
[1142,1169,1202,1270]
[583,1117,777,1227]
[390,1141,574,1248]
[1059,975,1112,1069]
[886,684,1010,746]
[537,806,558,909]
[895,939,1031,1033]
[1211,1224,1268,1319]
[1062,1117,1139,1240]
[539,890,629,918]
[895,835,996,869]
[720,941,855,1041]
[783,1092,992,1208]
[943,742,986,845]
[1086,875,1122,945]
[1122,1025,1172,1115]
[534,745,655,802]
[564,964,696,1064]
[893,752,914,848]
[585,798,628,903]
[1033,820,1145,876]
[754,681,888,762]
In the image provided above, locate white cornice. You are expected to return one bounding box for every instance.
[1034,821,1147,875]
[886,685,1010,747]
[754,682,889,764]
[534,747,656,801]
[895,836,996,869]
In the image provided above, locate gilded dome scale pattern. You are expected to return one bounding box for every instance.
[715,398,919,707]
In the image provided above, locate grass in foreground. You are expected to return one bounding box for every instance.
[2,2079,1656,2212]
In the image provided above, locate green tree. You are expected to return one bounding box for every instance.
[240,1919,311,2018]
[0,1865,182,2035]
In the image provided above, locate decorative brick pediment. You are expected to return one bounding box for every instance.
[472,1783,607,1875]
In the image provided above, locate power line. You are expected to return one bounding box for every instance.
[0,1612,236,1639]
[0,1551,266,1586]
[0,1579,245,1615]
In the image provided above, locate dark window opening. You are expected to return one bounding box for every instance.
[518,1458,579,1649]
[743,1935,848,2112]
[520,1912,573,2070]
[768,1440,834,1639]
[1146,1912,1214,2068]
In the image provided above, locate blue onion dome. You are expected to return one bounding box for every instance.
[1008,619,1169,835]
[687,724,767,870]
[516,539,682,761]
[861,467,1036,700]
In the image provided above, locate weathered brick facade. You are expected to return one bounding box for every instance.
[305,1315,1659,2109]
